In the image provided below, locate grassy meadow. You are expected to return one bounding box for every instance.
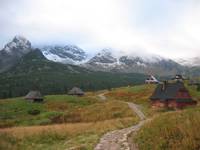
[0,91,139,150]
[0,83,200,150]
[0,94,136,128]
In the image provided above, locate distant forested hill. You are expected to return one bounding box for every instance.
[0,50,147,98]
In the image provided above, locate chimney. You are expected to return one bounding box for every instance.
[162,81,167,91]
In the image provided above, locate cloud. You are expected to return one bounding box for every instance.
[0,0,200,58]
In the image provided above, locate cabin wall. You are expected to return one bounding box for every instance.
[168,100,177,108]
[175,101,197,108]
[151,99,196,109]
[151,100,167,108]
[175,90,191,99]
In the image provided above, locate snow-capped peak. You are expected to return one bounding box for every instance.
[41,45,87,64]
[88,48,117,64]
[96,48,112,57]
[3,35,31,54]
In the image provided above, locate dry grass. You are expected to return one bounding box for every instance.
[134,106,200,150]
[0,90,140,149]
[56,100,135,123]
[0,94,135,127]
[0,117,136,138]
[0,117,138,150]
[105,84,157,116]
[106,85,155,104]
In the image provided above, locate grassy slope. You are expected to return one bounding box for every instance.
[0,92,139,150]
[1,83,199,150]
[0,94,136,127]
[133,84,200,150]
[105,84,158,116]
[134,108,200,150]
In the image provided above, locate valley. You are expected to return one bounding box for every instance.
[0,37,199,150]
[1,1,200,150]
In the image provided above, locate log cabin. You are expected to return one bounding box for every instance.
[150,81,196,108]
[68,87,84,96]
[25,91,43,102]
[145,75,159,84]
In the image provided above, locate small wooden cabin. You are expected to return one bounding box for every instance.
[68,87,84,96]
[145,75,159,84]
[172,74,184,82]
[25,91,43,102]
[150,81,196,108]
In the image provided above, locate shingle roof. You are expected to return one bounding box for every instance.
[25,91,43,99]
[68,87,84,95]
[150,82,186,100]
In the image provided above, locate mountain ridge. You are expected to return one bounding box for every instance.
[0,36,199,76]
[0,48,147,98]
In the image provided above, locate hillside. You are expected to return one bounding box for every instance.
[0,83,199,150]
[134,107,200,150]
[0,89,140,150]
[0,49,147,99]
[132,84,200,150]
[0,84,159,150]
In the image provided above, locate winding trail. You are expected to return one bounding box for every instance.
[98,92,107,101]
[127,103,146,121]
[95,94,149,150]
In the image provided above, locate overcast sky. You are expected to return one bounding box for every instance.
[0,0,200,58]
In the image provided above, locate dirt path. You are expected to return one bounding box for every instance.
[98,92,107,101]
[94,100,148,150]
[126,102,146,120]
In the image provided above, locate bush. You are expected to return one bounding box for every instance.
[27,109,40,115]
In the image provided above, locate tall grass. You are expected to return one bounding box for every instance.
[134,107,200,150]
[0,117,138,150]
[106,84,157,116]
[0,94,136,127]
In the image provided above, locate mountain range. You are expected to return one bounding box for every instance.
[0,36,149,98]
[0,36,199,76]
[0,35,199,98]
[40,45,184,76]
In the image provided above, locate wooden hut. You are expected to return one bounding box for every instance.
[68,87,84,96]
[25,91,43,102]
[171,74,184,82]
[145,75,159,84]
[150,81,196,108]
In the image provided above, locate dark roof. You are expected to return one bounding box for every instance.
[68,87,84,95]
[150,82,187,100]
[25,91,43,99]
[172,74,184,80]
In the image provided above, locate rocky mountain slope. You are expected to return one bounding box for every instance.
[41,45,87,64]
[84,49,184,76]
[0,48,146,98]
[0,36,32,72]
[0,36,199,77]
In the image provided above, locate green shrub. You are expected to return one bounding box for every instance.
[27,109,40,115]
